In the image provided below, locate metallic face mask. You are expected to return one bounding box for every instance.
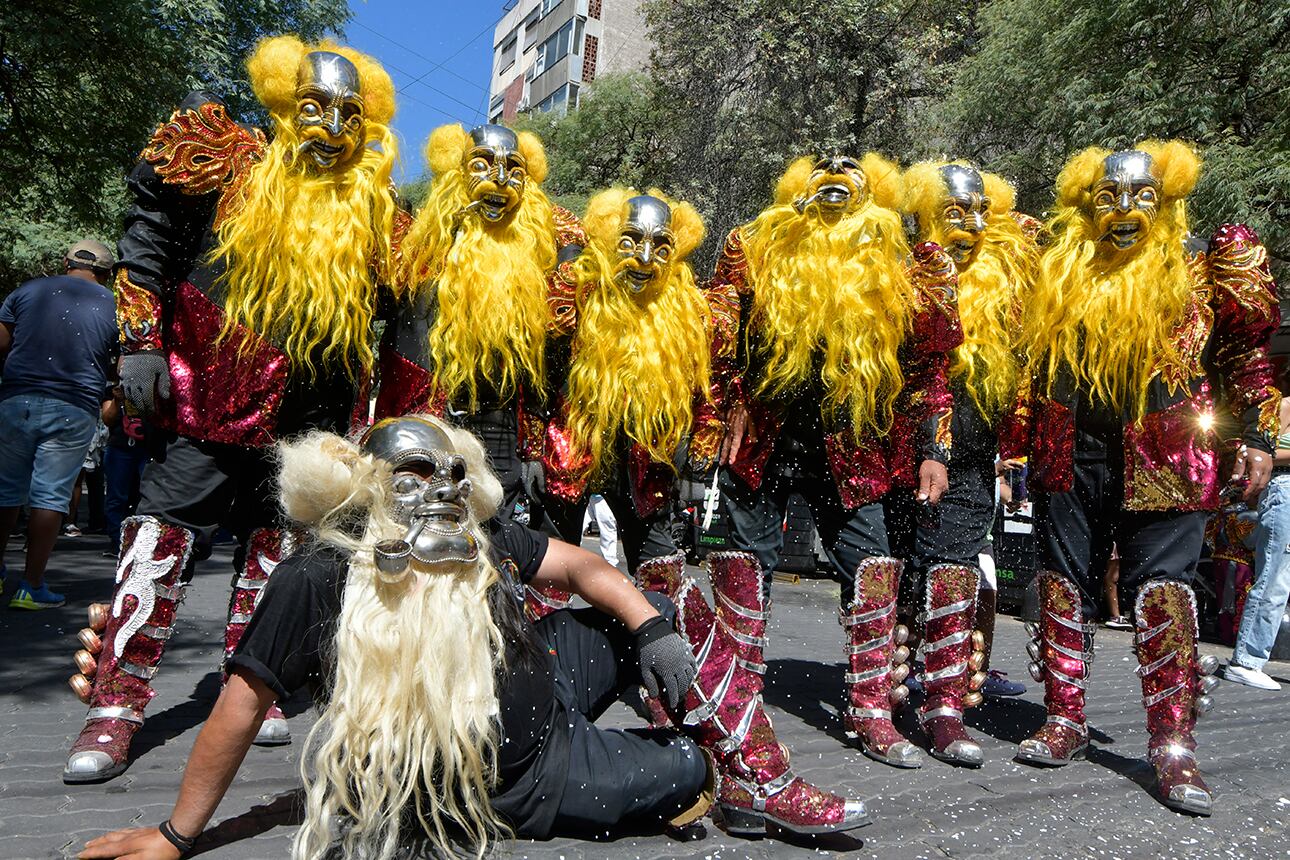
[294,51,365,170]
[461,125,528,223]
[1091,150,1160,251]
[794,154,868,218]
[937,165,990,266]
[614,195,675,294]
[360,417,479,583]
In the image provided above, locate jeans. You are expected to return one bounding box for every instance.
[103,443,150,550]
[1231,472,1290,671]
[0,393,97,511]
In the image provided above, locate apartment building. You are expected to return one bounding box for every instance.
[487,0,650,123]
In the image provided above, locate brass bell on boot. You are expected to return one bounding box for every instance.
[968,650,986,671]
[69,674,92,703]
[1199,675,1220,695]
[1024,621,1041,638]
[889,684,910,705]
[1026,640,1041,661]
[1194,695,1214,716]
[969,671,988,691]
[78,628,102,654]
[962,691,984,708]
[893,624,910,645]
[1198,654,1220,676]
[971,630,985,652]
[88,603,110,632]
[892,644,911,665]
[890,663,910,684]
[1028,661,1045,682]
[74,650,97,677]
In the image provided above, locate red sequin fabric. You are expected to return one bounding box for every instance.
[1021,571,1093,762]
[841,557,911,756]
[918,564,981,753]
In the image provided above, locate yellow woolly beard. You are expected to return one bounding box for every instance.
[950,220,1034,422]
[565,258,711,477]
[1026,205,1193,418]
[742,202,913,436]
[400,173,556,407]
[213,128,393,377]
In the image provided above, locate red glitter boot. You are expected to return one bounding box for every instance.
[917,563,985,767]
[223,528,302,746]
[1016,571,1094,766]
[842,556,921,768]
[64,516,194,783]
[672,566,867,836]
[1135,581,1219,816]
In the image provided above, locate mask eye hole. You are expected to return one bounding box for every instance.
[469,157,489,173]
[1094,190,1115,207]
[393,473,422,494]
[618,236,635,253]
[449,459,467,483]
[654,243,672,261]
[1138,188,1156,204]
[944,206,964,221]
[299,101,321,118]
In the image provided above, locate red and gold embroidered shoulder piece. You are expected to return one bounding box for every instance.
[547,205,585,336]
[141,101,266,230]
[114,269,164,352]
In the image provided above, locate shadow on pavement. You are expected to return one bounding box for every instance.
[191,789,303,856]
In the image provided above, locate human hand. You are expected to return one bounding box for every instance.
[1232,444,1271,504]
[520,459,546,497]
[636,616,696,710]
[917,460,949,505]
[119,351,170,417]
[78,827,182,860]
[719,405,750,466]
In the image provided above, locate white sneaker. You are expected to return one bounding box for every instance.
[1222,663,1282,690]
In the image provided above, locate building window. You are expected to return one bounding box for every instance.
[537,83,569,114]
[522,8,542,51]
[498,37,517,73]
[540,0,560,16]
[536,17,575,73]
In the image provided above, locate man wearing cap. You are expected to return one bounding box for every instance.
[0,239,119,609]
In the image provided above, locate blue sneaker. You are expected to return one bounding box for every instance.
[982,669,1026,697]
[8,583,66,610]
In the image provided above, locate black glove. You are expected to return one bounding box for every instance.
[636,615,696,710]
[520,459,546,497]
[119,350,171,417]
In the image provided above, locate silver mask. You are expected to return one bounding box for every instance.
[1092,150,1160,251]
[294,51,365,169]
[461,124,527,223]
[360,417,479,582]
[937,164,990,264]
[794,154,867,216]
[615,195,675,293]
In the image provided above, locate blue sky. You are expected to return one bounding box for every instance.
[345,1,501,183]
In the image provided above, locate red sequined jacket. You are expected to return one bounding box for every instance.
[538,279,740,518]
[999,224,1281,511]
[709,228,962,509]
[114,92,406,448]
[372,206,585,462]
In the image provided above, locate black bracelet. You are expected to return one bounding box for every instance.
[158,819,196,855]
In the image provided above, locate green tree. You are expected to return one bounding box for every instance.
[0,0,349,290]
[925,0,1290,280]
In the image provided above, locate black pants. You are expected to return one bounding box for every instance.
[545,464,679,574]
[136,435,279,573]
[720,464,891,608]
[539,591,706,833]
[446,407,539,526]
[1034,425,1208,618]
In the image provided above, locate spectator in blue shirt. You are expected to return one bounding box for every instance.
[0,240,120,609]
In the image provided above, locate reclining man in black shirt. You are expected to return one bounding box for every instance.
[78,415,708,859]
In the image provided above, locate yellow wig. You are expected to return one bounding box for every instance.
[1023,140,1200,418]
[212,35,398,378]
[564,188,710,478]
[742,154,914,438]
[902,163,1037,421]
[397,123,555,408]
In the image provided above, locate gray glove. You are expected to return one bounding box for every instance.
[520,459,546,497]
[636,616,697,710]
[119,350,170,417]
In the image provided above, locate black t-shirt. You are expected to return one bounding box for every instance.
[228,519,568,838]
[0,275,119,416]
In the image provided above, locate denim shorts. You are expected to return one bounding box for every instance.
[0,394,97,511]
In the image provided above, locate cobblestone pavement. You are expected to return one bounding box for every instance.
[3,534,1289,860]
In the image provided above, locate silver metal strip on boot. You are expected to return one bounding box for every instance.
[1047,666,1087,689]
[119,659,159,680]
[845,631,893,655]
[715,588,769,621]
[1144,681,1185,708]
[1046,714,1088,735]
[228,611,255,625]
[845,666,890,684]
[841,599,896,627]
[846,706,892,720]
[718,616,769,649]
[923,629,970,653]
[715,696,759,755]
[737,658,768,675]
[921,660,968,683]
[140,623,173,640]
[1148,743,1196,761]
[1135,618,1172,645]
[1045,639,1095,663]
[684,652,737,726]
[86,706,144,725]
[234,576,267,590]
[1134,650,1177,677]
[1047,610,1098,635]
[924,598,972,622]
[919,705,963,723]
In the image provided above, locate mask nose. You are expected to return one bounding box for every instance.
[969,211,985,234]
[322,107,343,137]
[638,240,654,267]
[432,481,460,503]
[494,161,507,185]
[1116,191,1134,214]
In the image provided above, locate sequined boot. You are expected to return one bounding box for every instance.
[1135,581,1220,816]
[917,564,986,767]
[64,516,194,783]
[673,564,867,836]
[223,528,301,747]
[1016,571,1094,766]
[842,556,921,768]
